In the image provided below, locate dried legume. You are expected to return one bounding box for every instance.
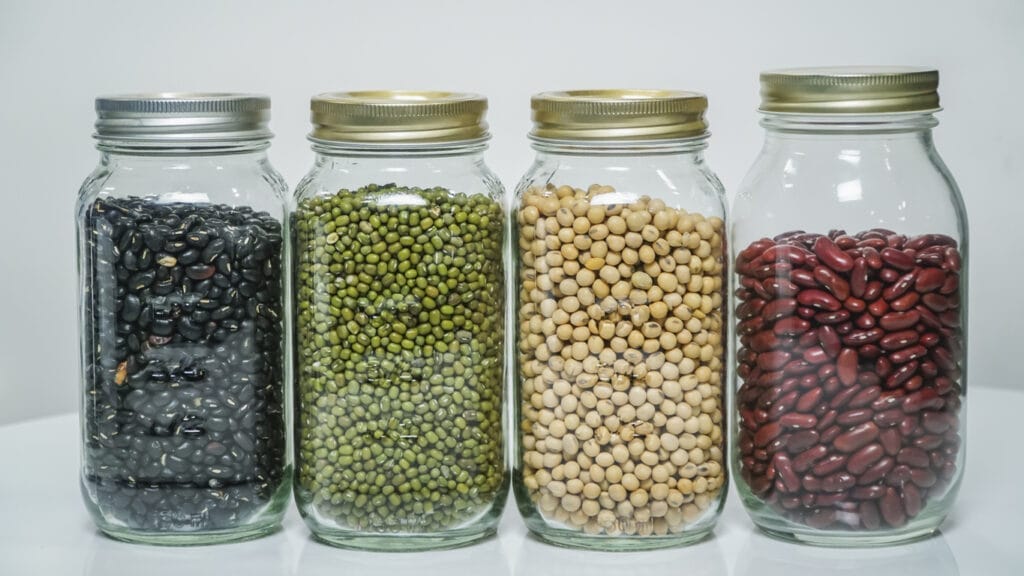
[735,228,963,530]
[517,184,726,536]
[293,184,505,532]
[82,197,286,531]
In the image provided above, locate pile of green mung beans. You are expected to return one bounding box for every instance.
[292,183,506,532]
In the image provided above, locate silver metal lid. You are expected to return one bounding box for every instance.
[94,93,272,146]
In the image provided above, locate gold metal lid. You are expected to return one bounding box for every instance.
[310,91,489,143]
[759,66,940,114]
[530,90,708,141]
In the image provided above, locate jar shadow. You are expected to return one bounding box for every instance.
[734,529,959,576]
[296,533,511,576]
[512,531,727,576]
[84,528,293,576]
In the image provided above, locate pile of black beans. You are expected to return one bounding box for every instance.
[81,197,286,531]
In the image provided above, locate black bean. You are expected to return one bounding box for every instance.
[81,197,285,532]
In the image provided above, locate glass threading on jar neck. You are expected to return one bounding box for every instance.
[309,137,490,159]
[760,111,939,137]
[529,134,710,158]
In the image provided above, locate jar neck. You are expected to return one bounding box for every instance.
[95,138,271,157]
[761,111,938,137]
[309,137,489,159]
[530,135,709,158]
[98,147,271,169]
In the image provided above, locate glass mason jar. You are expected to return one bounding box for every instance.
[731,67,968,545]
[513,90,729,550]
[291,91,507,550]
[76,94,291,544]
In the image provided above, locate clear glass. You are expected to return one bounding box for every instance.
[76,140,292,545]
[291,139,508,551]
[730,112,968,546]
[512,137,728,550]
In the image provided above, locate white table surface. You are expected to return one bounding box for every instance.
[1,387,1020,575]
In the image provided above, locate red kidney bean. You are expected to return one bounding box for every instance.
[774,453,802,493]
[855,313,876,329]
[879,330,920,351]
[837,408,874,426]
[834,422,880,453]
[798,289,842,312]
[858,457,896,486]
[890,292,920,312]
[889,345,928,364]
[812,454,848,477]
[903,389,944,413]
[939,273,959,294]
[852,485,886,500]
[862,280,884,302]
[786,430,820,453]
[821,473,856,493]
[813,236,854,272]
[842,328,884,347]
[850,258,869,298]
[915,268,946,293]
[736,230,964,531]
[779,412,817,430]
[921,293,949,312]
[816,408,838,432]
[773,316,811,336]
[847,443,885,475]
[874,409,904,429]
[816,325,841,357]
[897,447,931,468]
[754,422,784,447]
[792,445,829,473]
[878,310,920,331]
[836,348,859,385]
[829,386,860,411]
[868,298,889,317]
[921,412,953,434]
[880,248,915,270]
[860,500,882,529]
[789,268,818,288]
[814,266,851,300]
[910,467,937,488]
[879,428,902,456]
[757,350,792,371]
[902,484,922,517]
[849,385,881,408]
[844,298,866,313]
[880,488,907,527]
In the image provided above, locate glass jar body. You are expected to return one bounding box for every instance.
[76,146,291,545]
[512,140,729,550]
[730,114,968,545]
[290,143,508,551]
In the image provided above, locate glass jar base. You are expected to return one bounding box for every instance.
[527,527,713,551]
[756,524,941,548]
[310,526,497,552]
[97,520,281,546]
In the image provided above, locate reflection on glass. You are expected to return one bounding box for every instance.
[298,534,511,576]
[513,532,727,576]
[735,530,959,576]
[84,529,292,576]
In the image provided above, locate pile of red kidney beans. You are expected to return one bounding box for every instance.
[735,229,963,530]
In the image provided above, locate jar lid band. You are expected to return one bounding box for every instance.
[94,93,273,145]
[530,90,709,141]
[759,67,940,114]
[309,91,489,144]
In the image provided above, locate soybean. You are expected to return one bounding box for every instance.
[517,184,726,536]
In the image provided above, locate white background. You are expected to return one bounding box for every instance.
[0,0,1021,424]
